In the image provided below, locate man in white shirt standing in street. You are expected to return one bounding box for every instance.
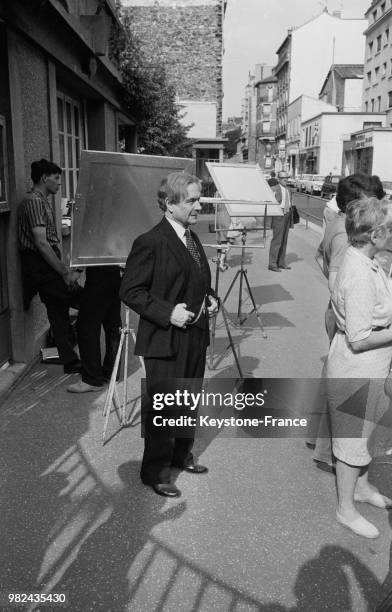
[268,171,292,272]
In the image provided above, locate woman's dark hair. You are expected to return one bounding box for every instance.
[336,173,370,213]
[31,159,62,184]
[369,175,386,200]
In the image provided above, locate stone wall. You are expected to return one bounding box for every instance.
[125,0,224,135]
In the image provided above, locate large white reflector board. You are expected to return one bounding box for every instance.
[71,150,195,266]
[206,162,282,217]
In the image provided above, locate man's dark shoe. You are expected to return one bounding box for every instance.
[151,483,181,497]
[64,360,82,374]
[268,265,281,272]
[279,265,291,270]
[182,463,208,474]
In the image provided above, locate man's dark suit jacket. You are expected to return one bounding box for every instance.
[120,216,215,359]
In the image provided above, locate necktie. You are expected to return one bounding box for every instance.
[185,229,201,269]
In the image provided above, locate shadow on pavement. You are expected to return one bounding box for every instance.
[0,368,92,594]
[250,284,294,306]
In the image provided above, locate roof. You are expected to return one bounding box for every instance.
[255,75,277,86]
[319,64,364,96]
[333,64,364,80]
[104,0,122,27]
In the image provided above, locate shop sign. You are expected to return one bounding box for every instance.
[354,133,373,149]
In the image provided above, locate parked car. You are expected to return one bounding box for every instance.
[308,175,325,195]
[302,175,325,195]
[382,181,392,200]
[286,175,296,188]
[296,174,312,192]
[321,174,341,199]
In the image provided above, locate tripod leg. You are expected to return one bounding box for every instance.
[121,311,130,426]
[243,271,268,339]
[209,249,222,369]
[102,331,124,442]
[222,270,240,305]
[221,304,244,378]
[129,328,145,375]
[238,266,244,321]
[102,331,124,417]
[209,313,218,369]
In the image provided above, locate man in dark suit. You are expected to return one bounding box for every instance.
[268,170,293,272]
[120,172,219,498]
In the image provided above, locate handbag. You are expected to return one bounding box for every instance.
[291,205,300,225]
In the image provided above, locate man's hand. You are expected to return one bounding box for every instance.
[206,296,219,318]
[170,303,195,328]
[63,269,81,290]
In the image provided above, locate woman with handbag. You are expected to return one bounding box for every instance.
[327,197,392,539]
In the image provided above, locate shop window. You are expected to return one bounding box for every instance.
[263,103,271,116]
[57,93,85,200]
[363,121,382,128]
[262,120,271,134]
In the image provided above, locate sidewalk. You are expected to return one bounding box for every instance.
[1,221,391,612]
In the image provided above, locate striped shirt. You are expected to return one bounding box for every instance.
[18,190,60,252]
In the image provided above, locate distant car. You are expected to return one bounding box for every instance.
[382,181,392,200]
[302,175,325,195]
[286,176,296,188]
[308,175,325,195]
[296,174,312,192]
[321,175,341,199]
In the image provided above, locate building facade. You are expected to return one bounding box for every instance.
[254,66,278,170]
[319,64,364,111]
[240,72,257,162]
[124,0,226,139]
[287,96,337,176]
[274,9,366,161]
[300,111,385,175]
[342,126,392,177]
[0,0,136,371]
[362,0,392,123]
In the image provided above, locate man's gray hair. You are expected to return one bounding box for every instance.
[158,172,200,212]
[346,196,392,246]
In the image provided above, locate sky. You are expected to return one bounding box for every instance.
[223,0,370,119]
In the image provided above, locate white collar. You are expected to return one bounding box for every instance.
[165,215,187,241]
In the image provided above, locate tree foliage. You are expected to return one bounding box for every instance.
[110,6,192,156]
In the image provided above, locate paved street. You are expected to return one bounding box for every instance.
[1,221,392,611]
[290,191,327,227]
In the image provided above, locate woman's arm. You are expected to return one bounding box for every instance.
[343,269,392,352]
[351,328,392,352]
